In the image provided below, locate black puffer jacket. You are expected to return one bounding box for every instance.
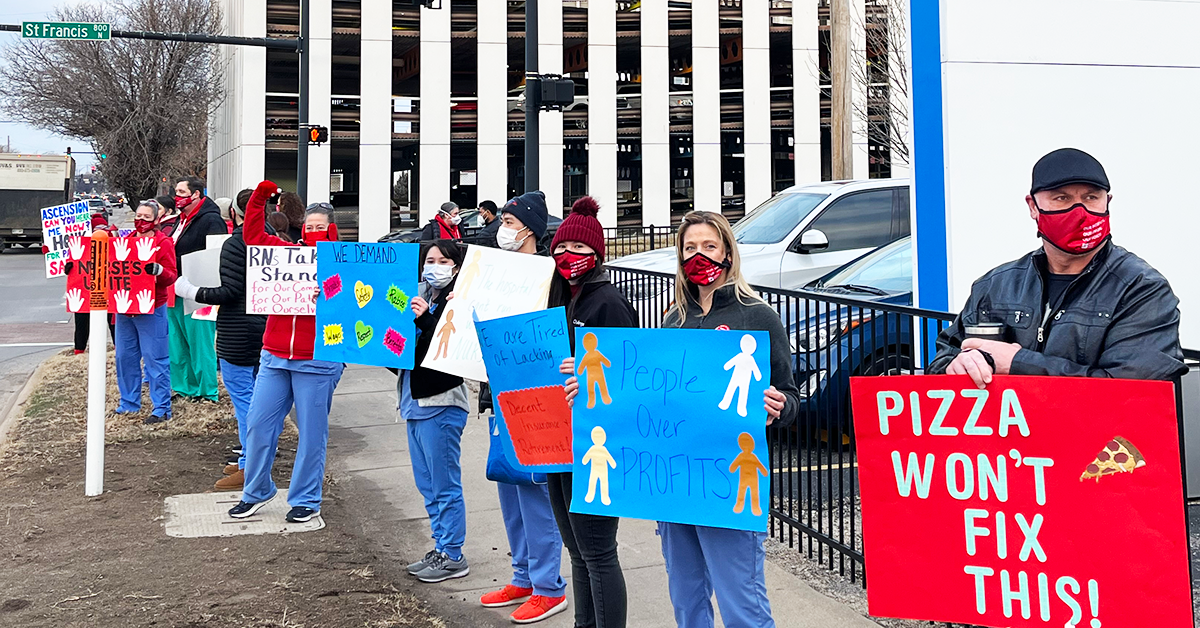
[560,270,639,353]
[174,197,228,270]
[194,225,267,367]
[928,243,1186,380]
[410,277,465,399]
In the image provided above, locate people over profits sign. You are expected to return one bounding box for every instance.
[849,375,1191,628]
[246,245,317,316]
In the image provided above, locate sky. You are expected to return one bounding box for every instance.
[0,0,102,169]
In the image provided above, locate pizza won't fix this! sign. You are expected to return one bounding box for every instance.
[849,375,1191,628]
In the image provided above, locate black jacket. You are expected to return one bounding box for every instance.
[472,218,500,248]
[559,270,639,353]
[194,225,267,367]
[174,197,228,269]
[929,243,1186,380]
[663,284,801,426]
[410,277,465,399]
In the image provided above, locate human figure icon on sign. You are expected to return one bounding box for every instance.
[456,249,483,299]
[719,334,762,417]
[730,433,767,516]
[577,332,613,409]
[435,310,456,359]
[582,426,617,505]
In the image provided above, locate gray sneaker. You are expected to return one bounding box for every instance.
[407,549,439,575]
[415,552,469,583]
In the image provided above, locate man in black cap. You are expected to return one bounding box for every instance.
[497,191,549,255]
[928,148,1185,386]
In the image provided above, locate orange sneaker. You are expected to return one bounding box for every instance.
[479,584,532,608]
[509,595,567,624]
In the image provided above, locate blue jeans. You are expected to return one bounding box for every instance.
[241,351,343,509]
[498,482,566,597]
[219,360,258,469]
[114,305,171,417]
[406,407,468,559]
[658,523,774,628]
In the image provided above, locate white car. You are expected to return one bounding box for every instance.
[610,178,911,290]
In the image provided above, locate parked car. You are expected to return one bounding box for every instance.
[788,236,914,431]
[379,211,562,245]
[328,192,408,242]
[86,198,110,218]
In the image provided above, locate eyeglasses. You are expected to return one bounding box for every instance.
[307,202,335,212]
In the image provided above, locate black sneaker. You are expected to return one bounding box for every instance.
[143,414,169,425]
[415,552,469,583]
[226,453,240,464]
[407,549,439,575]
[285,506,320,523]
[228,493,274,519]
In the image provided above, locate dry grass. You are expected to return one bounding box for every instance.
[1,349,296,468]
[367,593,447,628]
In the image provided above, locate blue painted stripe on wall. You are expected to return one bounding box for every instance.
[909,0,949,312]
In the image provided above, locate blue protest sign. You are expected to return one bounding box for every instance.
[476,307,574,473]
[569,327,771,532]
[314,241,419,369]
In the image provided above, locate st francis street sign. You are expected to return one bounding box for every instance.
[21,22,111,41]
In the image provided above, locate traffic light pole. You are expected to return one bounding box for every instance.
[524,0,539,193]
[296,0,310,201]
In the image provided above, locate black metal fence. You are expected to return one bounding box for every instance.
[435,225,676,259]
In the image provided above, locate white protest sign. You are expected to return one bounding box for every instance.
[40,200,91,278]
[422,245,554,381]
[246,245,317,315]
[181,234,230,314]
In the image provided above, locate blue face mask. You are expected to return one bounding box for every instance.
[422,263,455,289]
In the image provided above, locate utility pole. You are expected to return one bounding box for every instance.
[830,0,852,180]
[524,0,540,193]
[296,0,311,200]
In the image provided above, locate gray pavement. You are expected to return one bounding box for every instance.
[326,364,881,627]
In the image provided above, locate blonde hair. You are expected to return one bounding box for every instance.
[668,211,765,325]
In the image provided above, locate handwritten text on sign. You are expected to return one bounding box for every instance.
[569,328,771,532]
[848,375,1191,628]
[41,200,91,278]
[246,245,317,316]
[476,307,574,472]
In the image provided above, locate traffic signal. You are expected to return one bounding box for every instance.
[307,125,329,145]
[99,153,106,159]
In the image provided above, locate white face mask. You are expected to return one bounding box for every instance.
[496,226,529,251]
[422,263,455,289]
[441,211,461,226]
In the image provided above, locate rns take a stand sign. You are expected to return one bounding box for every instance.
[850,375,1192,628]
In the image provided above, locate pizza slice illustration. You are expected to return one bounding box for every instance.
[1080,436,1146,481]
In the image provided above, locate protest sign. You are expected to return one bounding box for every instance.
[569,328,771,532]
[64,235,95,313]
[313,242,419,369]
[849,375,1191,628]
[476,307,574,472]
[422,245,554,381]
[246,245,317,316]
[180,234,229,314]
[41,200,91,278]
[106,235,158,314]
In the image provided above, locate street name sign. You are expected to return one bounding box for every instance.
[21,22,111,41]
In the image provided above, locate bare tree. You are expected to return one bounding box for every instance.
[0,0,224,200]
[851,0,910,170]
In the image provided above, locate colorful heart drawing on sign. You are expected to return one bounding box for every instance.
[323,274,343,300]
[475,307,576,473]
[323,323,343,346]
[355,321,373,348]
[314,242,418,369]
[354,280,372,308]
[386,284,409,311]
[384,328,407,357]
[568,327,771,532]
[245,245,318,316]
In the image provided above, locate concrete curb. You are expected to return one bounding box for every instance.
[0,348,60,454]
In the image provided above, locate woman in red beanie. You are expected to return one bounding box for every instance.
[548,196,638,628]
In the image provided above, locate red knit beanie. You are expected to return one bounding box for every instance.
[552,196,606,260]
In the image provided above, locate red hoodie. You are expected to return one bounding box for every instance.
[243,180,322,361]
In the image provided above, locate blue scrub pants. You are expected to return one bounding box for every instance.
[498,482,567,597]
[657,522,774,628]
[114,305,171,418]
[406,408,468,560]
[241,351,343,510]
[219,359,258,469]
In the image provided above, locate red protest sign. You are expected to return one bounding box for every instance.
[106,235,158,314]
[497,385,573,466]
[849,375,1191,628]
[64,235,93,313]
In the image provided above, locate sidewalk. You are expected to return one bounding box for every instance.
[326,364,880,628]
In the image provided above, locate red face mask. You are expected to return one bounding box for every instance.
[554,250,597,280]
[175,195,194,211]
[302,223,339,246]
[682,252,729,286]
[1035,202,1111,254]
[134,218,156,234]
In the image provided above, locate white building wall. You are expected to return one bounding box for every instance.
[691,1,721,213]
[539,0,564,217]
[306,0,333,203]
[477,0,508,208]
[358,0,392,241]
[208,0,266,195]
[588,0,618,227]
[936,0,1200,345]
[850,0,869,179]
[742,0,772,207]
[419,2,451,222]
[640,0,671,228]
[792,0,821,184]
